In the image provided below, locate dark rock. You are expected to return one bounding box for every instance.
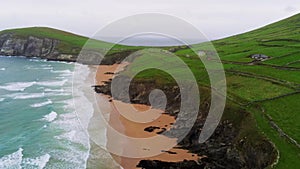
[161,150,177,154]
[156,128,167,134]
[104,72,114,75]
[144,126,161,132]
[24,36,43,56]
[137,160,204,169]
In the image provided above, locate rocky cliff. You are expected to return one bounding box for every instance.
[0,33,77,61]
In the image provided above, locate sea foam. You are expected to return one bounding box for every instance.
[0,79,68,92]
[22,154,50,169]
[42,111,58,122]
[36,79,68,87]
[51,69,72,74]
[44,88,64,92]
[0,148,23,169]
[0,82,36,91]
[13,93,45,99]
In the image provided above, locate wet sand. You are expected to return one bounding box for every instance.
[94,63,199,169]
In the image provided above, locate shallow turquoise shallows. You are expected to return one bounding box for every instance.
[0,56,89,169]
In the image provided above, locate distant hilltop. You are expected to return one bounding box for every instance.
[0,27,89,61]
[0,27,146,64]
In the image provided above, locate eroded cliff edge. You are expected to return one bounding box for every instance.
[0,33,77,61]
[94,75,278,169]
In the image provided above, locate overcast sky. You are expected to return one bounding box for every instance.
[1,0,300,40]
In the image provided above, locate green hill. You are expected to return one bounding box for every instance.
[0,27,89,43]
[213,13,300,64]
[173,13,300,169]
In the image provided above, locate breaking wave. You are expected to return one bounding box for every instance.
[0,82,36,91]
[30,100,53,108]
[0,148,50,169]
[0,79,68,92]
[42,111,58,122]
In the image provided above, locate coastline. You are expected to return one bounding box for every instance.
[92,63,200,169]
[77,65,121,169]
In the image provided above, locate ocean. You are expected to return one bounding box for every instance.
[0,56,91,168]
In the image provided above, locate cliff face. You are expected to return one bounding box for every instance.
[0,33,76,61]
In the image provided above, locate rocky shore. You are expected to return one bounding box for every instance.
[94,74,278,169]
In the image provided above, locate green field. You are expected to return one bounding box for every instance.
[179,14,300,169]
[261,93,300,143]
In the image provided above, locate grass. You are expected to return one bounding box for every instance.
[123,49,294,102]
[265,52,300,66]
[249,106,300,169]
[288,61,300,67]
[261,94,300,143]
[122,49,209,84]
[224,63,300,85]
[225,74,293,101]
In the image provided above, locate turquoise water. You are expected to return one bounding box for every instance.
[0,56,90,168]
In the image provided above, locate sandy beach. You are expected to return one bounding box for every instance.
[93,63,199,169]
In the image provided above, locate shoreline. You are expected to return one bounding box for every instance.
[80,65,121,169]
[93,63,200,169]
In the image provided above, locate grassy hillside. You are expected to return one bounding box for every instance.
[176,13,300,64]
[122,14,300,168]
[174,13,300,169]
[214,13,300,63]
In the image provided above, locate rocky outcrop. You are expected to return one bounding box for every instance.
[0,33,76,62]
